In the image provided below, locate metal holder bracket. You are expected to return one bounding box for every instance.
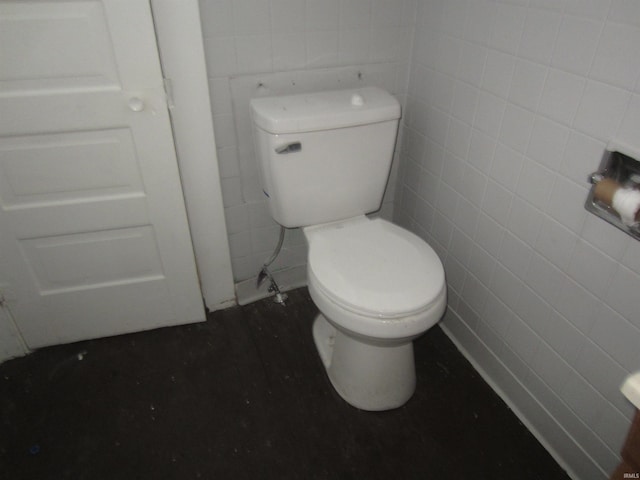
[585,141,640,241]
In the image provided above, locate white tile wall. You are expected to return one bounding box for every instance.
[199,0,416,282]
[201,0,640,476]
[395,1,640,478]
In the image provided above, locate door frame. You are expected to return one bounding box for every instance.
[150,0,235,311]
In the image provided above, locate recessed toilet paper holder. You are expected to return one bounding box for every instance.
[586,141,640,241]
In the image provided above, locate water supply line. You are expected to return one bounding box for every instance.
[256,226,288,305]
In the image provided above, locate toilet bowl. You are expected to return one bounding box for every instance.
[304,216,446,410]
[250,87,447,410]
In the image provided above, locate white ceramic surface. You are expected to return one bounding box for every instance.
[251,86,446,410]
[622,372,640,410]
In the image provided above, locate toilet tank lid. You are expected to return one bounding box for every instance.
[250,86,401,134]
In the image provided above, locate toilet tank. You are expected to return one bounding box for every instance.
[250,87,401,228]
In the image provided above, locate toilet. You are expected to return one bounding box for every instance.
[250,87,447,411]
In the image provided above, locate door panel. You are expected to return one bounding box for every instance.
[19,226,164,292]
[0,129,142,205]
[0,1,119,93]
[0,0,205,348]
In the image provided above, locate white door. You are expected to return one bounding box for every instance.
[0,0,205,348]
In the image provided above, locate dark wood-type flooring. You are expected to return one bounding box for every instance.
[0,288,569,479]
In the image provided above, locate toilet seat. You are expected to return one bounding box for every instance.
[304,216,445,319]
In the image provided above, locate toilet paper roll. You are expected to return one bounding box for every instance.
[612,187,640,227]
[594,178,640,226]
[594,178,620,206]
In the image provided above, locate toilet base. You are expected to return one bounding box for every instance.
[312,314,416,411]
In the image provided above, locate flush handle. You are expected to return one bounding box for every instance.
[275,142,302,154]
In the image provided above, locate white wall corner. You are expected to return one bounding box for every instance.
[0,305,29,364]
